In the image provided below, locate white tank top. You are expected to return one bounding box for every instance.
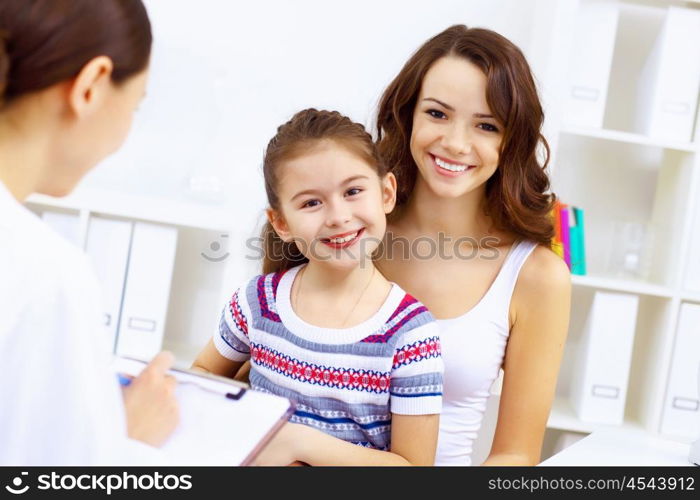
[434,240,537,466]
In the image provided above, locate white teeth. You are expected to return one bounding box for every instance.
[435,156,468,172]
[329,231,359,243]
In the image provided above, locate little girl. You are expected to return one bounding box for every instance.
[192,109,443,466]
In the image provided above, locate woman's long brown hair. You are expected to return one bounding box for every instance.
[376,25,555,245]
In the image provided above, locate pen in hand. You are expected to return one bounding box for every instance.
[120,352,180,447]
[117,370,244,400]
[118,374,133,387]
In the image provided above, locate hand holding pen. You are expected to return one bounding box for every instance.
[121,351,180,448]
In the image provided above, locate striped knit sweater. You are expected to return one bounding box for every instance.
[213,264,443,450]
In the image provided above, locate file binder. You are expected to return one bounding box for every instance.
[114,356,294,466]
[85,217,133,352]
[564,0,619,128]
[685,209,700,292]
[559,204,571,269]
[569,291,639,424]
[570,207,587,276]
[116,222,178,360]
[661,303,700,439]
[635,6,700,142]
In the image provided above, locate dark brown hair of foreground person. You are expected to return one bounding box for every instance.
[262,108,389,274]
[0,0,151,107]
[376,24,555,245]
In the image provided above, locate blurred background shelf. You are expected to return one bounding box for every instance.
[560,124,699,152]
[28,186,233,232]
[682,291,700,303]
[547,397,644,434]
[571,274,674,298]
[543,0,700,459]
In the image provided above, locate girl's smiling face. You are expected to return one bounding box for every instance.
[268,140,396,270]
[410,56,503,200]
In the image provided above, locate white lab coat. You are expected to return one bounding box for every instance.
[0,182,159,465]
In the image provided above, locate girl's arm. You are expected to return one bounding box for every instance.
[482,246,571,466]
[191,339,244,379]
[253,413,440,466]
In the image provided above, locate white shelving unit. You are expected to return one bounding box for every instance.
[570,274,674,298]
[559,124,699,153]
[541,0,700,444]
[547,398,644,434]
[29,185,233,232]
[26,186,239,369]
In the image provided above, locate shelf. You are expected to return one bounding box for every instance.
[560,125,698,153]
[27,186,233,232]
[571,274,674,297]
[547,397,644,434]
[681,290,700,303]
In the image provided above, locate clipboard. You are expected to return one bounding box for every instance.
[113,356,295,466]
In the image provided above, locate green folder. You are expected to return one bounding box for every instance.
[570,207,587,276]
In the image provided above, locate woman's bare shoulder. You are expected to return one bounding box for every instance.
[508,244,571,341]
[514,245,571,301]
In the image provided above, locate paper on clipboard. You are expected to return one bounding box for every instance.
[113,357,294,466]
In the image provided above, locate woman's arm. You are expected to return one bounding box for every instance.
[191,338,244,379]
[253,414,440,466]
[482,247,571,466]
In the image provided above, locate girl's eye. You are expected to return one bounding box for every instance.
[346,188,362,197]
[426,109,446,120]
[478,123,499,133]
[302,199,321,208]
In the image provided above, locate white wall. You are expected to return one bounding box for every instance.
[80,0,558,292]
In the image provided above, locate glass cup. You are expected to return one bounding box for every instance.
[606,221,654,281]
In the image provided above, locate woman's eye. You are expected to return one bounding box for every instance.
[346,188,362,197]
[427,109,446,119]
[302,199,320,208]
[478,123,499,133]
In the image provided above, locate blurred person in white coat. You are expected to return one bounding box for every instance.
[0,0,179,465]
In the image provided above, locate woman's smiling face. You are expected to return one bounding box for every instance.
[410,56,503,200]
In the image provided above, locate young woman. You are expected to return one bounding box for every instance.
[0,0,178,465]
[374,25,571,466]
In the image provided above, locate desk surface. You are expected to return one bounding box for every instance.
[541,428,694,466]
